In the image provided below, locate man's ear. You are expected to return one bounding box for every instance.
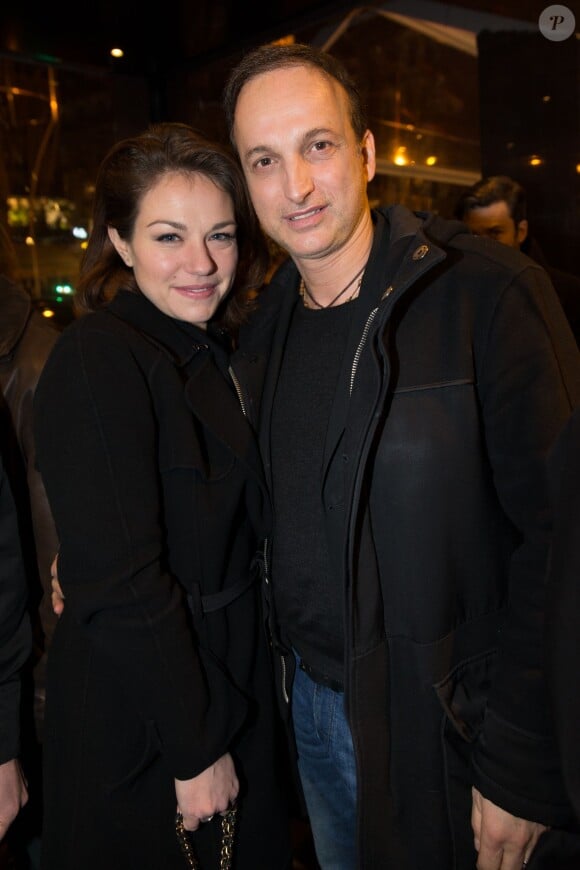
[516,219,529,247]
[107,226,133,267]
[361,130,376,184]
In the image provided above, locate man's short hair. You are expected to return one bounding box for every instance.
[222,42,368,153]
[454,175,527,225]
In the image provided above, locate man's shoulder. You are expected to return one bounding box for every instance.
[377,204,545,289]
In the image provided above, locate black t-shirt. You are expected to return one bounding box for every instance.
[270,299,355,681]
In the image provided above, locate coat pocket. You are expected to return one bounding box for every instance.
[104,718,162,793]
[433,648,498,742]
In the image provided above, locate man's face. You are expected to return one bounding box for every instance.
[232,64,376,265]
[462,200,528,249]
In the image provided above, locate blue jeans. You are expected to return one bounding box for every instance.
[292,659,357,870]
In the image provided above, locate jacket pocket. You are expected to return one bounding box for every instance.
[104,719,162,793]
[434,648,498,742]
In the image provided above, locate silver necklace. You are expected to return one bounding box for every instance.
[299,264,366,309]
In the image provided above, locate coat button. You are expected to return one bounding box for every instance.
[412,244,429,260]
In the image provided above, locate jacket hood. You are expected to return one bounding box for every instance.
[379,204,473,249]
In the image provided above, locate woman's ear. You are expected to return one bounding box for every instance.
[107,226,133,267]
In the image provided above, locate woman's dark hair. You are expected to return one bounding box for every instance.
[223,42,368,150]
[76,122,268,331]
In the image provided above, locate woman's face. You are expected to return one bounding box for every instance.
[108,171,238,329]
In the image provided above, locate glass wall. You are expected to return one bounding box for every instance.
[1,2,578,317]
[0,55,149,323]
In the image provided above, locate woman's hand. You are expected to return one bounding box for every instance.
[50,553,65,616]
[175,752,239,832]
[0,759,28,842]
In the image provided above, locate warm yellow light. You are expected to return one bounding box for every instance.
[528,155,543,166]
[81,240,88,250]
[542,95,551,103]
[25,236,35,246]
[393,146,409,166]
[425,155,437,166]
[110,47,124,58]
[42,309,55,319]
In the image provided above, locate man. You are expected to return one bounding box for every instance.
[224,43,580,869]
[454,175,580,345]
[0,259,60,867]
[0,446,31,846]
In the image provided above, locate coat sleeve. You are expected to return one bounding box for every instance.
[470,263,580,824]
[545,406,580,822]
[33,320,236,780]
[0,451,32,765]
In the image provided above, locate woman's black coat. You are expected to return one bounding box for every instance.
[33,290,291,870]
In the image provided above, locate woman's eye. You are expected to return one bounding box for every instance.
[211,232,236,243]
[156,232,180,243]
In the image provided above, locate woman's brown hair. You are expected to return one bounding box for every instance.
[76,122,268,332]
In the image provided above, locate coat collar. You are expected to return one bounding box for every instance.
[107,289,229,368]
[106,290,265,490]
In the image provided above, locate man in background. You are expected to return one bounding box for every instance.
[0,230,60,868]
[0,446,31,854]
[454,175,580,345]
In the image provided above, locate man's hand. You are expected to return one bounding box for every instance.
[0,759,28,842]
[472,786,548,869]
[175,752,239,832]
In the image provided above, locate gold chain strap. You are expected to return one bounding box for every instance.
[175,807,237,870]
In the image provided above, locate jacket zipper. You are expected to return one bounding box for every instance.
[262,536,289,704]
[350,307,379,394]
[349,283,395,394]
[228,365,247,417]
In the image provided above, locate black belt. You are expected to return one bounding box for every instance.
[299,659,344,693]
[187,573,257,616]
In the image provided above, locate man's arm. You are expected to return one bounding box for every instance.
[470,263,580,864]
[0,451,32,839]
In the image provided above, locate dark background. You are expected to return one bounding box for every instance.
[1,0,579,278]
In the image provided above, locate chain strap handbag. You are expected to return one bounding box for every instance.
[175,806,237,870]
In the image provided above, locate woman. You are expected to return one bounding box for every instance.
[33,123,291,869]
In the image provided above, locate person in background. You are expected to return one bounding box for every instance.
[223,42,580,870]
[454,175,580,346]
[33,122,291,870]
[0,230,60,868]
[0,445,31,848]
